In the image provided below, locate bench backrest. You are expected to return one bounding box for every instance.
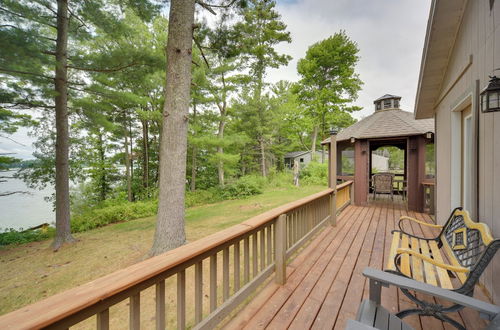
[439,208,496,274]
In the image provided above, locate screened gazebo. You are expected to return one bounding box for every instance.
[322,94,435,212]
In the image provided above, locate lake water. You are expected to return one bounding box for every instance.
[0,170,55,231]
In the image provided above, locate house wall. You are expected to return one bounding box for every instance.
[371,154,389,172]
[433,0,500,303]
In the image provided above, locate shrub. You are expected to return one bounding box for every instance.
[221,175,264,199]
[71,200,157,232]
[185,188,225,207]
[300,161,328,185]
[0,226,54,246]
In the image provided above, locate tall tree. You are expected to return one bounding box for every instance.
[233,0,291,177]
[296,31,363,158]
[150,0,196,255]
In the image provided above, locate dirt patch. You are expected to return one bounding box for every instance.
[239,203,263,211]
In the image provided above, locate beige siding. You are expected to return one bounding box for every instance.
[433,0,500,303]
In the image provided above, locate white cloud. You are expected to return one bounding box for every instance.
[269,0,431,119]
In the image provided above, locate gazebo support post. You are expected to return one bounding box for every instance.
[329,130,337,226]
[354,140,368,206]
[407,136,426,212]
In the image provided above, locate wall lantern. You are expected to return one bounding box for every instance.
[481,75,500,113]
[425,131,433,139]
[350,137,356,143]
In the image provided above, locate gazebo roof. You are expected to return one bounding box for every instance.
[373,94,401,103]
[322,108,434,144]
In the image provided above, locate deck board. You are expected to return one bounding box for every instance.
[225,196,491,330]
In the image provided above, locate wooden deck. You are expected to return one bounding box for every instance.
[225,196,490,330]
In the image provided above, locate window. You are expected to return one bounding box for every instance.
[376,102,381,110]
[383,100,391,109]
[394,99,399,108]
[300,158,304,163]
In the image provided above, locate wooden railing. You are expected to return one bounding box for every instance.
[0,181,353,330]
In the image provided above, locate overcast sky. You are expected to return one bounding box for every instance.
[269,0,431,119]
[1,0,431,160]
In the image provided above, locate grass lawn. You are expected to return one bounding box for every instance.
[0,184,325,318]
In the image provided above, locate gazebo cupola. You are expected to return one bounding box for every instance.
[374,94,401,111]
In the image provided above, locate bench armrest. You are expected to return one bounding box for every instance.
[399,215,442,231]
[363,267,500,321]
[396,248,469,273]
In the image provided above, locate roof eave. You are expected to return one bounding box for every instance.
[414,0,468,119]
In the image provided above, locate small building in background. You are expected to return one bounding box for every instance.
[284,150,328,169]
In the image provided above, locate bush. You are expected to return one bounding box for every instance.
[71,200,157,232]
[221,175,264,199]
[0,226,54,246]
[185,188,225,207]
[300,162,328,185]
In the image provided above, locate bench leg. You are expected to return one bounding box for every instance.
[397,288,466,330]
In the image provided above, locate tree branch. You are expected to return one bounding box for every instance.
[0,67,54,81]
[196,1,217,15]
[0,6,57,29]
[67,62,139,73]
[0,134,27,146]
[193,38,210,68]
[0,191,31,197]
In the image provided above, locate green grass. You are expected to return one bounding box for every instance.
[0,184,325,317]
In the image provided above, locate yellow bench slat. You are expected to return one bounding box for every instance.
[419,240,438,286]
[386,232,400,270]
[411,237,424,282]
[428,241,454,289]
[400,235,411,277]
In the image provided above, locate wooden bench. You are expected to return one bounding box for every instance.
[385,207,500,329]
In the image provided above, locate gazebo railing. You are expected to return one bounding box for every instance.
[0,181,353,330]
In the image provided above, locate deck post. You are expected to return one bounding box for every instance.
[329,129,338,226]
[275,214,287,285]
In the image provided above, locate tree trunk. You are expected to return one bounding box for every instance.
[129,121,134,201]
[311,125,318,161]
[260,138,266,177]
[124,130,132,202]
[141,119,149,190]
[151,0,195,256]
[190,104,197,191]
[217,115,225,186]
[97,131,106,201]
[52,0,75,251]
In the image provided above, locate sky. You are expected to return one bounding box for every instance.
[0,0,432,159]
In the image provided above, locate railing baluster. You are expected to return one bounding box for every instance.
[97,308,109,330]
[223,247,230,301]
[195,261,203,324]
[210,254,217,312]
[234,242,240,292]
[260,229,265,270]
[252,233,258,278]
[155,280,165,330]
[275,214,287,284]
[177,270,186,330]
[267,224,272,265]
[130,293,140,330]
[244,237,250,284]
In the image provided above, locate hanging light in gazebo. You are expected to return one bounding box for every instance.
[481,75,500,113]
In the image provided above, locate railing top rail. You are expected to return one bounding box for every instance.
[0,182,353,329]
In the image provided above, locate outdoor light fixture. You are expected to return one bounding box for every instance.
[426,132,433,139]
[329,127,338,135]
[350,137,356,143]
[481,74,500,113]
